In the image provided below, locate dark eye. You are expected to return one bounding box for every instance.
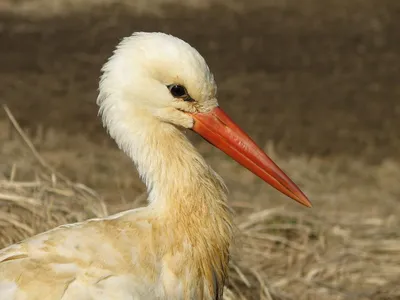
[168,84,191,100]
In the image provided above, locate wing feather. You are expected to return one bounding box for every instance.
[0,209,153,300]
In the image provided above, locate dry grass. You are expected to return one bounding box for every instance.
[0,106,108,246]
[1,107,400,300]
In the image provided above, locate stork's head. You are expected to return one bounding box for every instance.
[98,32,311,207]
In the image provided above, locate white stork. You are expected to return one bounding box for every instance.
[0,32,310,300]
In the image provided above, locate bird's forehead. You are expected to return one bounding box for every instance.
[133,33,217,99]
[157,60,216,98]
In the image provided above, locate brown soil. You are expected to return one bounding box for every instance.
[2,0,400,162]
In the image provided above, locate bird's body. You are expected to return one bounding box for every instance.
[0,32,310,300]
[0,207,229,299]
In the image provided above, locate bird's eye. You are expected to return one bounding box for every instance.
[168,84,193,101]
[168,84,187,97]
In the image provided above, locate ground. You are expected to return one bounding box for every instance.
[1,0,400,299]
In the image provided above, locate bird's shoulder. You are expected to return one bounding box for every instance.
[0,207,156,300]
[0,207,150,262]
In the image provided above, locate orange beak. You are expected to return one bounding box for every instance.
[190,107,311,207]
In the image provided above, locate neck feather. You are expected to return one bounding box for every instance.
[104,107,232,220]
[128,122,225,207]
[102,105,234,297]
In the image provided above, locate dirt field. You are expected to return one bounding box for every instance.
[1,0,400,299]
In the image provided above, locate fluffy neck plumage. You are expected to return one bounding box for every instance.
[101,104,233,295]
[110,113,233,296]
[112,116,224,207]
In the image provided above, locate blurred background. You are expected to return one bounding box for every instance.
[1,0,400,299]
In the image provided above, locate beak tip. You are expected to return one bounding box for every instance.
[297,195,312,208]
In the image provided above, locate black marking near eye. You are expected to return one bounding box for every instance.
[167,84,195,102]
